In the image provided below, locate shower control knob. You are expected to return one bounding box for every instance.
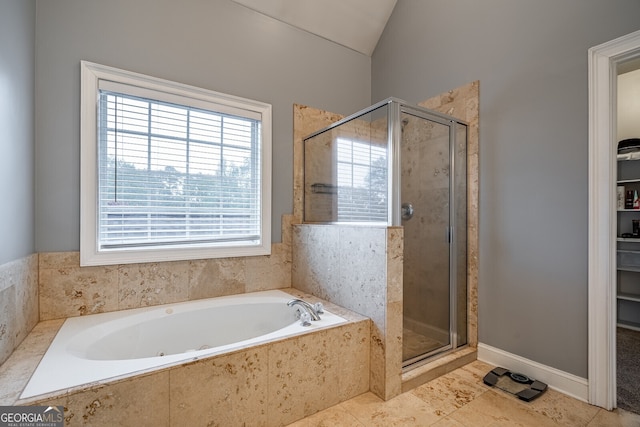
[401,202,414,220]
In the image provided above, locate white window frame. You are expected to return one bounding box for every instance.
[80,61,272,266]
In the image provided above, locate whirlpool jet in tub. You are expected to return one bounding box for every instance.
[21,289,346,399]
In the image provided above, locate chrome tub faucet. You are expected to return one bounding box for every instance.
[287,299,322,325]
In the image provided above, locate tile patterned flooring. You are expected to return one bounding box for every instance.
[287,360,640,427]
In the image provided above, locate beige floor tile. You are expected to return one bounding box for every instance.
[286,405,365,427]
[430,417,468,426]
[448,388,559,427]
[340,391,442,426]
[587,408,640,427]
[522,388,600,426]
[465,361,601,426]
[459,359,495,381]
[410,369,490,418]
[290,361,640,427]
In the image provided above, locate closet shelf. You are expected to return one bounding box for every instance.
[617,265,640,273]
[617,320,640,332]
[618,293,640,303]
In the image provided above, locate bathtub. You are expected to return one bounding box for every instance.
[21,289,346,399]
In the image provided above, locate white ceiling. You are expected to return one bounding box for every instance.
[231,0,397,56]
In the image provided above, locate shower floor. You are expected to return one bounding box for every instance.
[403,327,448,361]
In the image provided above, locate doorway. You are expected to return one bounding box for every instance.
[588,29,640,410]
[615,66,640,414]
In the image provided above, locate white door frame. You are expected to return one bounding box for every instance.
[588,29,640,410]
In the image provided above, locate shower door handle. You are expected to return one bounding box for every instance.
[401,202,414,221]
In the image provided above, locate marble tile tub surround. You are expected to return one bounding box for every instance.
[2,290,370,427]
[38,215,295,321]
[0,319,63,405]
[0,254,38,366]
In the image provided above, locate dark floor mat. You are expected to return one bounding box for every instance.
[618,327,640,415]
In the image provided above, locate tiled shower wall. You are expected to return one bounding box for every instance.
[291,224,403,400]
[419,82,480,347]
[0,254,38,366]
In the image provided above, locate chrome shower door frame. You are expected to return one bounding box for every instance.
[301,97,468,368]
[389,102,468,369]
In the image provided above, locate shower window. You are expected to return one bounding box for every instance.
[303,103,389,224]
[336,138,387,222]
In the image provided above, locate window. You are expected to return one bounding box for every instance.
[336,137,388,222]
[80,61,271,266]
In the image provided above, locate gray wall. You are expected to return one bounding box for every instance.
[0,0,35,265]
[34,0,371,251]
[372,0,640,378]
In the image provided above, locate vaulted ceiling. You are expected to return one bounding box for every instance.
[230,0,398,56]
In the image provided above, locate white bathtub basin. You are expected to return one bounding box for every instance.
[21,290,345,399]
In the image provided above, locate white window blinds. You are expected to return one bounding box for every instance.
[336,138,387,222]
[97,90,261,249]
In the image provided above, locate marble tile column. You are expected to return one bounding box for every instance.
[292,224,403,399]
[0,254,38,366]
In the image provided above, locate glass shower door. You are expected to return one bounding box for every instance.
[401,111,452,365]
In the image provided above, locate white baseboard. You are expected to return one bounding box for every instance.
[477,343,588,402]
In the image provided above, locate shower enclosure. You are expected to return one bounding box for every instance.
[303,98,468,368]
